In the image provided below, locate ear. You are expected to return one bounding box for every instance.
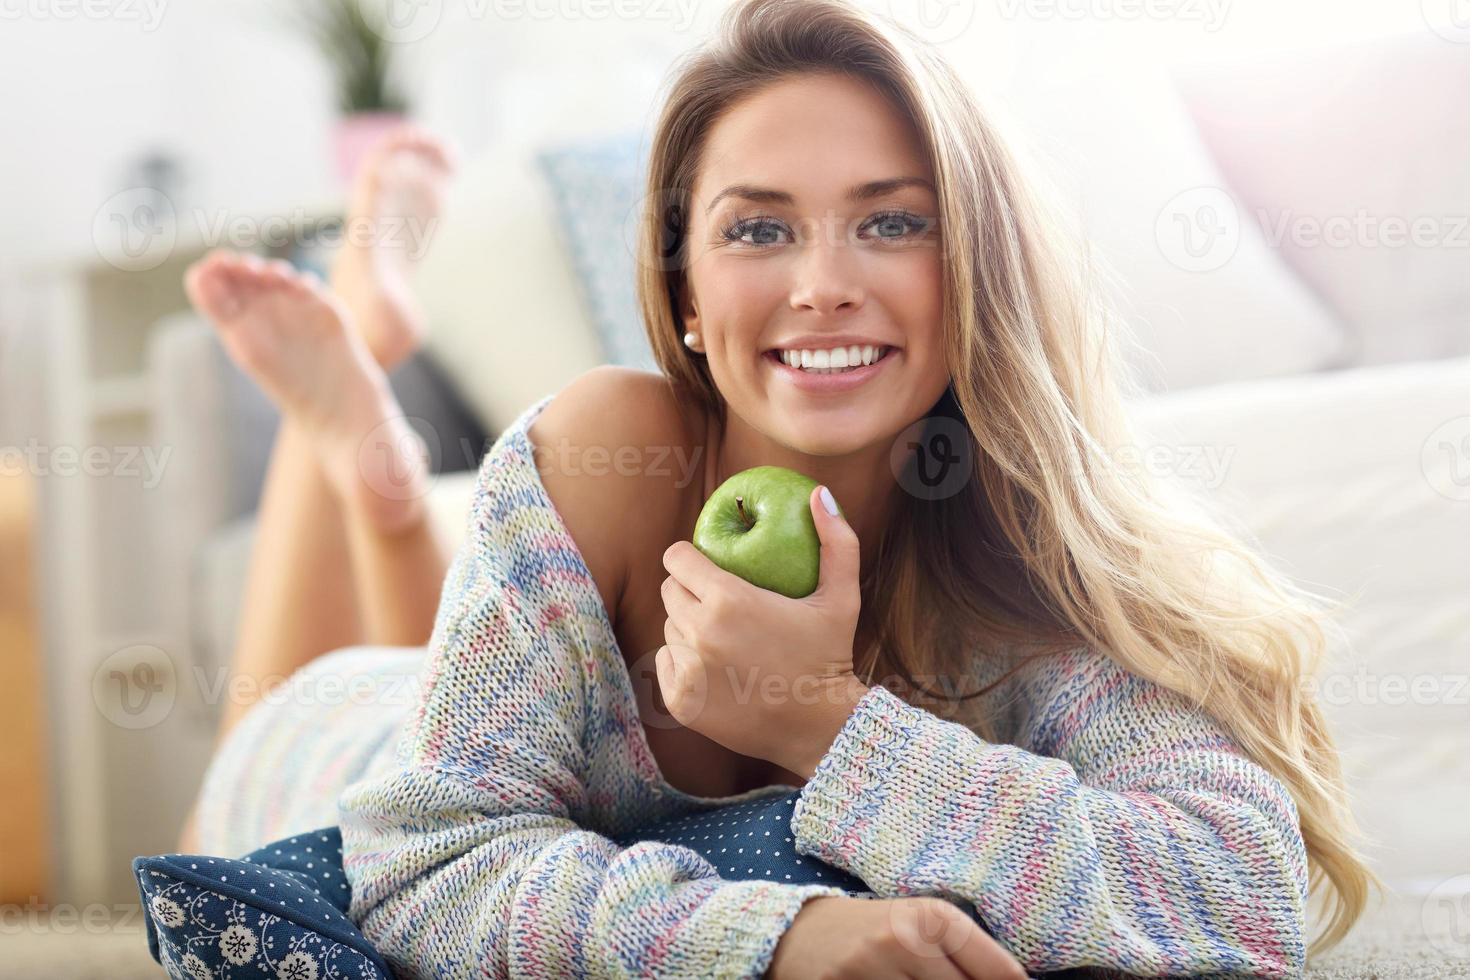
[677,280,698,331]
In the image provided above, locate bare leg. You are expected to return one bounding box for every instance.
[176,131,458,851]
[330,127,459,644]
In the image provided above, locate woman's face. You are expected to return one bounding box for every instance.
[680,72,950,458]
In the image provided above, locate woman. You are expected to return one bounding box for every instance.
[178,0,1376,976]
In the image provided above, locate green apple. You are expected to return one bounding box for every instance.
[692,465,843,599]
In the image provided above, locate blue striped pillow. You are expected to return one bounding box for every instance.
[534,133,658,371]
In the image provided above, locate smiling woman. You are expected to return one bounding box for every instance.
[179,0,1377,977]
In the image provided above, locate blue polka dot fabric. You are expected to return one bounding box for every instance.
[132,826,391,980]
[611,789,874,893]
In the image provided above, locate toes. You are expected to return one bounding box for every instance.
[185,257,247,321]
[372,126,458,176]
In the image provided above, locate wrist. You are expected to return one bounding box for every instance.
[787,676,870,779]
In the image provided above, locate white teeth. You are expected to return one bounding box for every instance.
[775,345,889,373]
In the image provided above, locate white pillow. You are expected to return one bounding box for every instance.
[418,141,606,433]
[1173,33,1470,368]
[991,64,1348,392]
[1130,356,1470,886]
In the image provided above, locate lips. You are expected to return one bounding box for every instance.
[763,346,897,392]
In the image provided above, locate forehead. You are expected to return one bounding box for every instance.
[692,73,933,206]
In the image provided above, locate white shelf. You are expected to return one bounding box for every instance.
[91,376,151,419]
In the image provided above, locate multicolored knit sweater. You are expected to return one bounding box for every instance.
[337,392,1310,979]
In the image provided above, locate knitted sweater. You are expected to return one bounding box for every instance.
[337,392,1311,979]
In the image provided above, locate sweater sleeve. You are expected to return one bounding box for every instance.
[336,432,849,979]
[788,646,1311,978]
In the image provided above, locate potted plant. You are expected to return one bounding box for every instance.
[295,0,409,183]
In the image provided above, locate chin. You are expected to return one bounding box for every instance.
[770,414,888,459]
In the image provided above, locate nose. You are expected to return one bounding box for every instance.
[787,227,866,316]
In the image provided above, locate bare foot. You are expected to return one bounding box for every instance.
[332,126,457,370]
[184,249,432,532]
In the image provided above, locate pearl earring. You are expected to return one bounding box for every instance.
[683,330,701,351]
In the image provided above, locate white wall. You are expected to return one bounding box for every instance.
[0,0,336,269]
[0,0,1432,273]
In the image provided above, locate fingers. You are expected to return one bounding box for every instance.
[660,573,699,623]
[942,917,1027,980]
[808,484,861,601]
[661,539,720,601]
[904,958,970,980]
[663,616,687,649]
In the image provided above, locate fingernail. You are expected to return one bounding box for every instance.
[819,485,840,517]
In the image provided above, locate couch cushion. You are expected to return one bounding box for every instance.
[417,141,608,434]
[993,63,1348,392]
[1129,355,1470,886]
[1174,33,1470,368]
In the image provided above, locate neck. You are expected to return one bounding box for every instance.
[712,409,899,579]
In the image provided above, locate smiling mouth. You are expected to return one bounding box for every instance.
[762,345,896,374]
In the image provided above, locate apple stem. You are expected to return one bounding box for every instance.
[735,495,754,530]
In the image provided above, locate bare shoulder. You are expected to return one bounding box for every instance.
[527,366,705,620]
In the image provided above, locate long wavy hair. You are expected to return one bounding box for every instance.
[633,0,1376,954]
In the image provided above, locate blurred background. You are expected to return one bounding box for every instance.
[1,0,1467,975]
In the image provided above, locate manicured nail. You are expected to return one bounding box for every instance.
[819,485,839,517]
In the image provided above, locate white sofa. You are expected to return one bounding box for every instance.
[146,26,1469,961]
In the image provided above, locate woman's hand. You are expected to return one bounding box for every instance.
[767,896,1030,980]
[657,484,869,776]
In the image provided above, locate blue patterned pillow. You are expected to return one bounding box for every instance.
[534,133,658,371]
[133,826,391,980]
[612,789,874,893]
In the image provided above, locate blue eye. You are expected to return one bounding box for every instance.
[721,217,791,247]
[860,211,934,241]
[718,210,935,248]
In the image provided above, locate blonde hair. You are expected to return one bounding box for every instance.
[634,0,1377,955]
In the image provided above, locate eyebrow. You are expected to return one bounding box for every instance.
[704,177,935,214]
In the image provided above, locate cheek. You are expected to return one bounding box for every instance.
[697,260,786,347]
[871,249,944,341]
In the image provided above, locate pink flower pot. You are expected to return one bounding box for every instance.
[333,111,407,185]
